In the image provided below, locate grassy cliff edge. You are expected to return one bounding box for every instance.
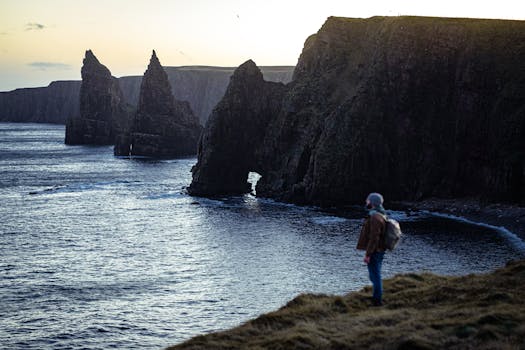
[167,260,525,349]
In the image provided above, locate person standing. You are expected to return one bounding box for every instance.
[356,192,387,306]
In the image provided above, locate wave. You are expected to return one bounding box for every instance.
[142,192,186,200]
[425,211,525,253]
[386,210,430,222]
[28,180,141,195]
[253,196,317,212]
[309,216,348,225]
[190,197,226,206]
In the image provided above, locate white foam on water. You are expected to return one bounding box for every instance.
[257,197,316,211]
[114,155,151,160]
[309,216,348,225]
[386,210,429,222]
[143,192,185,200]
[193,197,226,206]
[427,211,525,253]
[28,180,143,196]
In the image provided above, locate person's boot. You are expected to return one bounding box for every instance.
[371,297,383,307]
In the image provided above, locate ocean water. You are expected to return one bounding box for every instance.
[1,123,524,349]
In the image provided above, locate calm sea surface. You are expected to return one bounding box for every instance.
[1,123,524,349]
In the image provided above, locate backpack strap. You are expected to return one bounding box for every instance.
[370,211,388,221]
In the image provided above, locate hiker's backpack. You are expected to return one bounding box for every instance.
[381,215,402,251]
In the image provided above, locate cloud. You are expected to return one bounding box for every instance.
[28,62,72,71]
[0,32,8,35]
[25,23,46,31]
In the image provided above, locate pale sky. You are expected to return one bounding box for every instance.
[1,0,524,91]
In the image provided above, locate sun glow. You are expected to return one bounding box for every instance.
[1,0,524,91]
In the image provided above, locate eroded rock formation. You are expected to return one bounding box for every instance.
[190,60,286,194]
[65,50,130,145]
[189,16,525,205]
[114,51,203,158]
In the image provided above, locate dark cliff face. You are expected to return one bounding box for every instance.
[0,81,81,124]
[189,60,286,195]
[189,16,525,205]
[65,50,130,145]
[164,66,294,125]
[114,51,203,158]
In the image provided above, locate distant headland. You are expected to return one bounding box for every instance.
[0,66,294,126]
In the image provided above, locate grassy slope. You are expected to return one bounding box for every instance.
[167,260,525,350]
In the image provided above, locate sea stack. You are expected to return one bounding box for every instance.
[65,50,129,145]
[189,16,525,205]
[189,60,286,195]
[114,51,203,158]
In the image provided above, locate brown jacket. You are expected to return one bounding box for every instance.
[356,213,386,256]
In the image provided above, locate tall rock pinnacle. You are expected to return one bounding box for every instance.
[114,50,203,158]
[138,50,179,117]
[65,50,130,145]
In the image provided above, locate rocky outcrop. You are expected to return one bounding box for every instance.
[114,51,203,158]
[0,81,81,124]
[189,16,525,205]
[190,60,286,194]
[164,66,293,125]
[0,67,293,126]
[65,50,130,145]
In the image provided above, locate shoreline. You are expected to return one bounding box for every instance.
[390,198,525,239]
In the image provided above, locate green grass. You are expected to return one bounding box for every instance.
[167,260,525,349]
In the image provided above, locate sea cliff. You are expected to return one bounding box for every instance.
[0,81,80,124]
[189,16,525,205]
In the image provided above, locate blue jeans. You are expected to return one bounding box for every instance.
[367,251,385,301]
